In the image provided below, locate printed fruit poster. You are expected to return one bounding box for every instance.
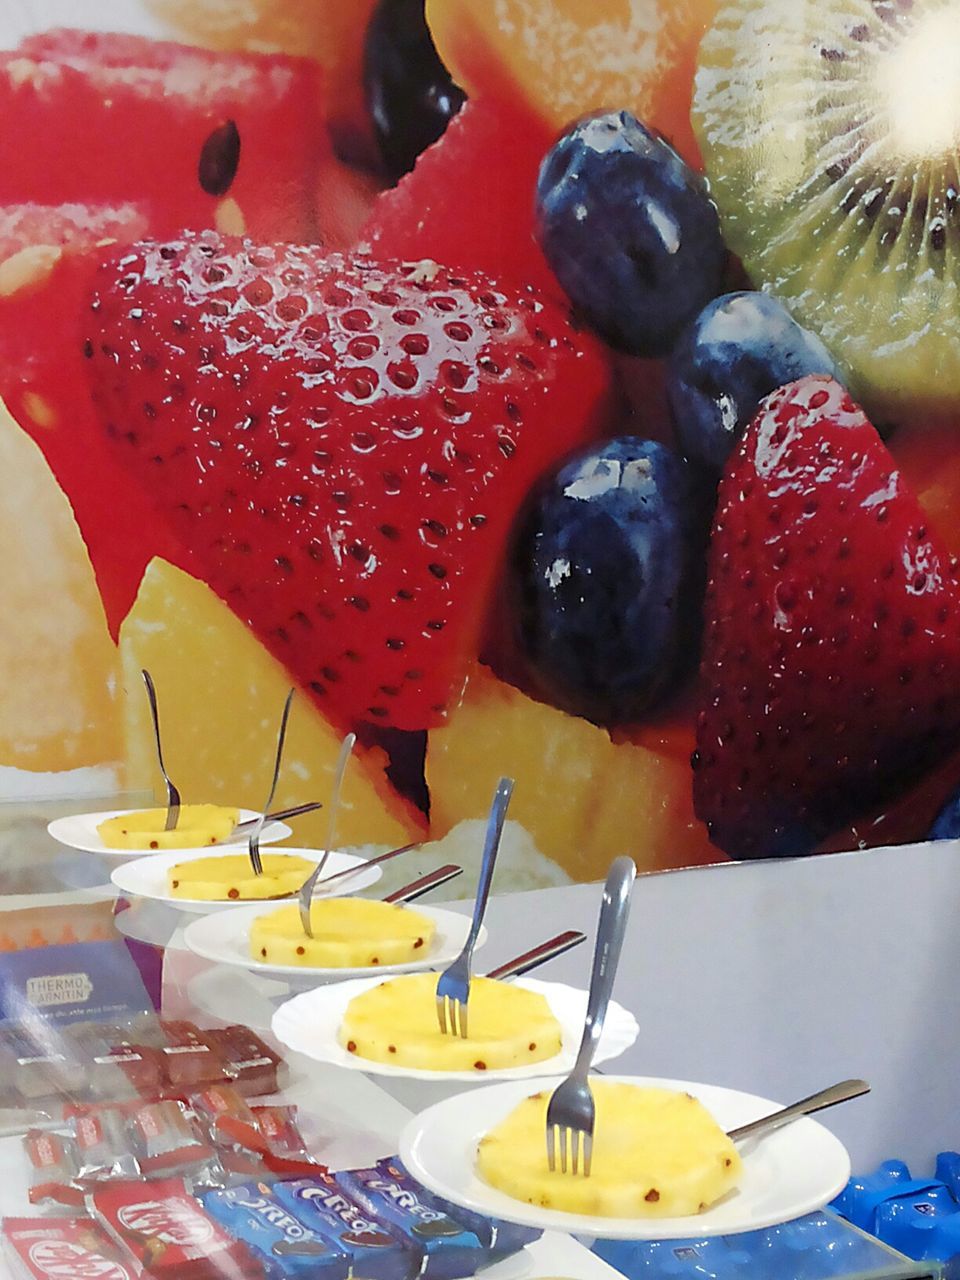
[3,0,960,892]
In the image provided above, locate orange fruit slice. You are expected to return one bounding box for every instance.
[425,0,719,165]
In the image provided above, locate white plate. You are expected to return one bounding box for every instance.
[400,1074,852,1239]
[111,847,382,911]
[48,807,292,856]
[183,903,486,979]
[271,978,638,1083]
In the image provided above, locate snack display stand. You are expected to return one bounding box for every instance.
[0,804,953,1280]
[2,0,960,1275]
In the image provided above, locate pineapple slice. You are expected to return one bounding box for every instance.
[427,666,717,882]
[250,898,436,968]
[168,852,315,901]
[339,973,562,1071]
[98,803,239,850]
[119,559,424,849]
[0,398,119,774]
[477,1082,742,1217]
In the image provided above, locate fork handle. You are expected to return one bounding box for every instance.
[385,864,463,904]
[463,777,513,956]
[485,930,586,981]
[726,1078,870,1143]
[570,856,635,1080]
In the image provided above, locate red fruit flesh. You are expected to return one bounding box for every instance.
[359,95,561,296]
[0,203,190,630]
[694,374,960,859]
[85,234,611,730]
[0,30,331,242]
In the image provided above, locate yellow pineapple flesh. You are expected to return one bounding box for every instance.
[250,897,436,967]
[0,399,119,774]
[168,852,315,901]
[98,803,239,850]
[118,559,424,850]
[477,1082,742,1217]
[427,665,716,883]
[339,973,562,1071]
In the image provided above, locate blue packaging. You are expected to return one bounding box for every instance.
[376,1157,541,1258]
[272,1173,417,1280]
[200,1182,348,1280]
[830,1160,943,1233]
[874,1189,960,1264]
[335,1165,482,1280]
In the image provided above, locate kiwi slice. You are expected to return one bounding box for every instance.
[693,0,960,422]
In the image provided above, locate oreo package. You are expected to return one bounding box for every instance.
[273,1173,417,1280]
[335,1166,482,1280]
[200,1182,348,1280]
[377,1158,542,1258]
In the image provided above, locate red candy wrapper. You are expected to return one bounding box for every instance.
[91,1177,264,1280]
[157,1024,230,1090]
[188,1086,256,1134]
[251,1108,307,1160]
[213,1104,321,1177]
[204,1028,283,1097]
[25,1130,83,1208]
[71,1106,140,1183]
[129,1101,220,1185]
[5,1217,143,1280]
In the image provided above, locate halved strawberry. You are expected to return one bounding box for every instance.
[694,374,960,859]
[85,233,611,730]
[0,202,190,630]
[0,29,334,242]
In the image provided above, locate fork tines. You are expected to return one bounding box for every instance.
[435,990,469,1039]
[546,1121,593,1176]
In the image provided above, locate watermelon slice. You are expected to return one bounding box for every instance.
[360,94,561,296]
[0,202,191,631]
[0,29,333,242]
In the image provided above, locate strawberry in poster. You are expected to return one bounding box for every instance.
[1,0,959,888]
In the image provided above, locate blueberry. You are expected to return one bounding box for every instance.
[928,787,960,840]
[668,291,842,471]
[364,0,466,181]
[534,111,726,356]
[510,438,708,726]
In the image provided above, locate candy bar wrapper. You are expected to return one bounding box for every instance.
[158,1024,231,1090]
[335,1166,483,1280]
[204,1028,284,1098]
[65,1023,164,1098]
[1,1028,84,1102]
[210,1103,320,1179]
[4,1217,143,1280]
[128,1101,223,1187]
[273,1173,418,1280]
[189,1086,257,1135]
[70,1105,141,1182]
[377,1157,542,1257]
[200,1183,348,1280]
[91,1177,264,1280]
[24,1129,84,1208]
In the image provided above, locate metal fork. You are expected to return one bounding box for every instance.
[384,864,463,904]
[247,689,295,877]
[485,930,586,981]
[726,1078,869,1143]
[545,855,636,1176]
[141,669,181,831]
[231,801,324,837]
[435,776,513,1038]
[298,732,356,936]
